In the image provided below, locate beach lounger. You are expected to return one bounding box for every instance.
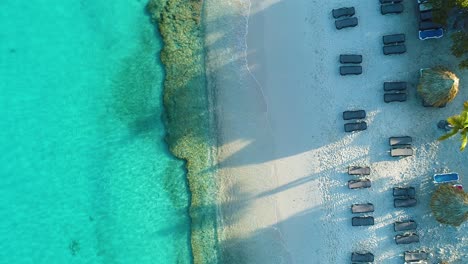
[420,10,433,21]
[394,220,417,231]
[384,93,407,103]
[383,34,406,45]
[391,147,413,157]
[348,179,371,189]
[344,122,367,132]
[335,17,358,30]
[351,203,374,214]
[381,3,404,15]
[383,44,406,55]
[352,216,375,226]
[433,172,459,183]
[419,21,443,31]
[332,7,355,19]
[343,110,366,120]
[384,81,407,91]
[395,233,419,244]
[389,136,412,146]
[348,166,370,175]
[351,252,374,262]
[340,66,362,75]
[393,187,415,197]
[419,28,444,40]
[339,54,362,64]
[394,198,417,208]
[405,250,428,262]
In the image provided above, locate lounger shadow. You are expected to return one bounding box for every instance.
[384,93,407,102]
[351,252,374,262]
[343,110,366,120]
[395,233,419,244]
[340,65,362,75]
[394,220,417,232]
[348,166,370,175]
[344,122,367,132]
[352,216,374,226]
[384,81,407,91]
[394,198,417,208]
[351,203,374,213]
[383,44,406,55]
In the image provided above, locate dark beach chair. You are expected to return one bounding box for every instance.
[383,44,406,55]
[348,179,371,189]
[405,250,428,262]
[391,147,413,157]
[394,198,417,208]
[381,3,404,15]
[332,7,355,19]
[351,252,374,262]
[351,203,374,213]
[389,136,412,146]
[394,220,417,232]
[419,28,443,40]
[384,82,407,92]
[340,66,362,75]
[348,166,370,175]
[344,122,367,132]
[335,17,358,30]
[380,0,402,3]
[340,54,362,64]
[419,21,442,31]
[384,93,407,103]
[393,187,415,197]
[352,216,375,226]
[420,10,433,21]
[382,34,405,45]
[395,233,419,244]
[343,110,366,120]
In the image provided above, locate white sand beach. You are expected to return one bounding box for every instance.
[204,0,467,263]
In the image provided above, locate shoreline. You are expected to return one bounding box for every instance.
[147,0,219,263]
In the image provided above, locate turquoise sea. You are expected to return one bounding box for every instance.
[0,1,192,263]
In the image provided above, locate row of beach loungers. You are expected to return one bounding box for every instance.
[351,250,428,263]
[333,4,426,263]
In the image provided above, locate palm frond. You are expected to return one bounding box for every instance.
[460,131,468,151]
[464,101,468,111]
[438,129,460,141]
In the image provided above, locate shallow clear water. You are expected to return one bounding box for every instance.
[0,1,191,263]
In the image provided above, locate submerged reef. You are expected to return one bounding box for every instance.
[146,1,218,263]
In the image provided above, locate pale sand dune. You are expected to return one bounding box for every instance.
[204,0,467,263]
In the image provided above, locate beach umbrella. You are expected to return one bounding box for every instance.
[417,67,460,107]
[430,184,468,226]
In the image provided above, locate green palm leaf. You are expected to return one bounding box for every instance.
[464,101,468,111]
[438,129,460,141]
[460,131,468,151]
